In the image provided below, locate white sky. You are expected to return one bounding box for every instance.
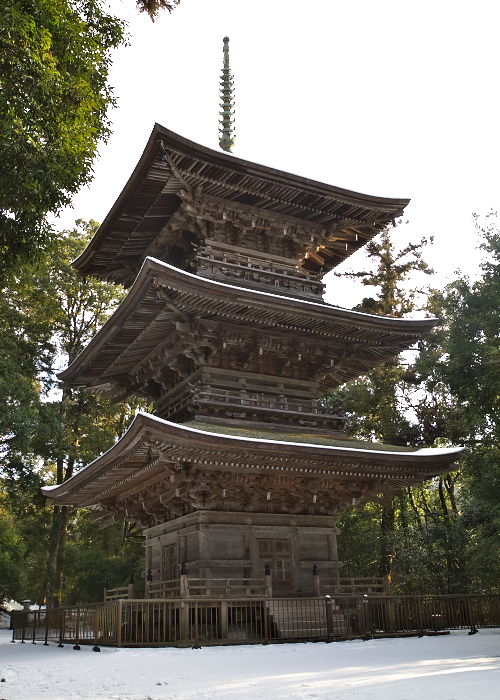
[58,0,500,307]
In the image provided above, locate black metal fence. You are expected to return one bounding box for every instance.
[11,594,500,648]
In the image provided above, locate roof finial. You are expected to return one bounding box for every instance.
[219,36,235,153]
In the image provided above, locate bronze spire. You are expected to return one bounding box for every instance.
[219,36,235,152]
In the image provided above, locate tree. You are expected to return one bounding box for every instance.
[0,221,147,605]
[0,1,125,281]
[439,215,499,443]
[136,1,180,20]
[333,225,433,579]
[0,510,26,601]
[333,217,499,594]
[406,214,500,592]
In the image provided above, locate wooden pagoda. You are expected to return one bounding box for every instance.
[43,125,462,598]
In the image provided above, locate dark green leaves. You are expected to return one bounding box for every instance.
[0,1,125,280]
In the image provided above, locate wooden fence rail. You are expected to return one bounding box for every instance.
[11,594,500,649]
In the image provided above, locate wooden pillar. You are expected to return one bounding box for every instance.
[264,564,272,598]
[127,574,135,600]
[324,595,334,640]
[313,564,321,597]
[145,569,152,598]
[219,601,228,639]
[180,564,189,598]
[145,543,153,598]
[180,601,189,642]
[117,600,123,647]
[385,595,396,633]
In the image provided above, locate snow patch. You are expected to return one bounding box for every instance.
[0,628,498,699]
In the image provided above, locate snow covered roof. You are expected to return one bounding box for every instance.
[59,257,437,390]
[42,412,463,526]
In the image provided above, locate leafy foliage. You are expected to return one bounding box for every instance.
[339,226,433,318]
[0,221,147,604]
[0,1,125,280]
[335,218,500,593]
[0,510,26,601]
[136,0,181,21]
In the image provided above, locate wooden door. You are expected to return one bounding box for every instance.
[257,538,293,595]
[161,543,178,581]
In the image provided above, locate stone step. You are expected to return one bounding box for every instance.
[265,601,349,639]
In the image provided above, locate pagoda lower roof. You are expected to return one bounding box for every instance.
[59,257,437,390]
[72,124,409,279]
[42,412,463,523]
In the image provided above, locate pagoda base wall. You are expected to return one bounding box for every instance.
[143,510,340,598]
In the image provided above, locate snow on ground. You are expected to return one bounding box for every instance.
[0,628,499,700]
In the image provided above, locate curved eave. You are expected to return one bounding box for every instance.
[42,412,464,505]
[59,257,437,385]
[73,123,409,275]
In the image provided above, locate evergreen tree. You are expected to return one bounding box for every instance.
[332,225,433,581]
[407,213,500,592]
[333,217,499,594]
[0,221,146,605]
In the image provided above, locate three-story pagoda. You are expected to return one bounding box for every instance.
[43,125,462,597]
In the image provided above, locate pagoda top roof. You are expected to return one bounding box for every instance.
[73,124,409,278]
[59,257,437,390]
[42,412,463,515]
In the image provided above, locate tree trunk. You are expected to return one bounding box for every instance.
[46,389,82,606]
[378,500,395,578]
[46,505,72,607]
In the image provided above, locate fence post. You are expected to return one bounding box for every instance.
[362,594,371,639]
[58,610,65,647]
[20,611,26,644]
[416,596,424,636]
[31,609,37,644]
[117,600,123,647]
[466,596,478,635]
[10,611,17,643]
[313,564,321,597]
[324,595,334,641]
[220,601,228,640]
[193,601,200,649]
[263,601,269,643]
[92,607,101,652]
[386,595,396,633]
[73,607,81,650]
[180,601,189,643]
[44,608,49,645]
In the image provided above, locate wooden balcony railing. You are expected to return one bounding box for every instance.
[147,576,270,599]
[104,586,130,602]
[104,572,389,602]
[322,577,390,596]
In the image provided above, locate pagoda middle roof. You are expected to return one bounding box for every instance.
[73,124,409,279]
[59,257,437,390]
